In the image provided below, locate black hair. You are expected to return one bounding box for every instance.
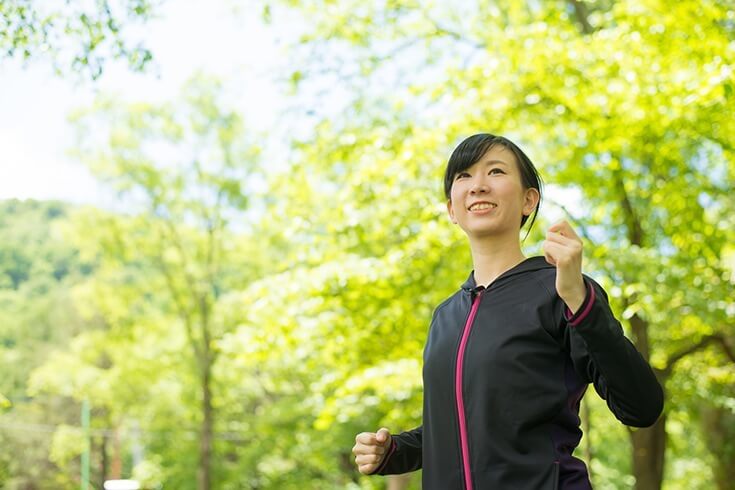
[443,133,543,233]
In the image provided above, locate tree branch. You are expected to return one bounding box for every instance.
[663,333,735,376]
[614,166,644,246]
[429,21,487,51]
[567,0,595,35]
[154,248,204,364]
[546,198,597,247]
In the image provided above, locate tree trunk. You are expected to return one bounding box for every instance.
[627,311,666,490]
[701,404,735,490]
[110,428,122,479]
[387,474,412,490]
[198,357,213,490]
[630,414,666,490]
[99,435,108,489]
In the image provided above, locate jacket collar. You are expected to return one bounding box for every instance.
[461,256,554,292]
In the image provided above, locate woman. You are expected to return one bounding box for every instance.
[352,134,663,489]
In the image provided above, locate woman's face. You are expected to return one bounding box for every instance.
[446,145,539,239]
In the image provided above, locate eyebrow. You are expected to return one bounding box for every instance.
[456,159,510,177]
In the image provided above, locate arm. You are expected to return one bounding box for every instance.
[543,220,663,427]
[371,425,423,475]
[563,277,664,427]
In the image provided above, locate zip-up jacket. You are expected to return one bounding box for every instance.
[373,256,663,489]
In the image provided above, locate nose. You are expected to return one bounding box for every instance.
[469,176,489,194]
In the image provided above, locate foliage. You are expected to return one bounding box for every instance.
[261,0,735,488]
[0,200,93,489]
[2,1,734,489]
[0,0,156,78]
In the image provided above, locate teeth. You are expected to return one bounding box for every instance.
[469,203,496,211]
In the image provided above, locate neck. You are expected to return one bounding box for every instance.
[468,233,526,288]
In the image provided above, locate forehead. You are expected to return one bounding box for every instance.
[475,144,517,166]
[478,145,516,164]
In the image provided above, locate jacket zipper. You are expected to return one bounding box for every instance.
[455,289,483,490]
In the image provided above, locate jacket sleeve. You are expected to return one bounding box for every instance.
[371,425,422,475]
[560,276,664,427]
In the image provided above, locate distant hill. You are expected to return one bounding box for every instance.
[0,199,92,290]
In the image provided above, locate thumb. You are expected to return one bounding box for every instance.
[376,427,390,444]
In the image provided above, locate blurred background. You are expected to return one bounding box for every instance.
[0,0,733,489]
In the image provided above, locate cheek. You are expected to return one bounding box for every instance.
[449,187,462,206]
[451,180,470,199]
[502,183,525,204]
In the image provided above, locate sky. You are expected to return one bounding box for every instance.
[0,0,290,206]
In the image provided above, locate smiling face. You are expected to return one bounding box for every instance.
[447,144,539,240]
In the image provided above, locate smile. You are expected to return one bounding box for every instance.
[468,202,497,211]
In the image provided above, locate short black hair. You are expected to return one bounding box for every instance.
[444,133,543,232]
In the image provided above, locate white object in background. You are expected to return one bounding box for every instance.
[103,480,141,490]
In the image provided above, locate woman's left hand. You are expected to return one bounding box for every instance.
[543,220,587,314]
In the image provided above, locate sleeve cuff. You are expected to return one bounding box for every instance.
[370,438,397,475]
[564,279,596,327]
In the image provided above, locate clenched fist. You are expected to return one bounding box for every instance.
[542,220,587,314]
[352,427,392,474]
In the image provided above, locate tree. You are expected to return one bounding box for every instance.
[32,75,263,489]
[0,0,156,78]
[5,1,733,488]
[264,0,735,488]
[0,200,95,489]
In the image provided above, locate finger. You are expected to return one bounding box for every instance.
[547,219,570,234]
[355,432,377,445]
[544,240,569,257]
[542,241,557,266]
[545,231,570,246]
[355,453,383,465]
[358,463,378,475]
[544,241,580,268]
[545,240,576,263]
[546,231,582,251]
[376,427,390,444]
[546,225,580,243]
[352,443,368,456]
[548,220,581,241]
[353,442,386,456]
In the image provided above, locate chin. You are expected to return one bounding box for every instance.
[465,228,501,239]
[464,224,516,239]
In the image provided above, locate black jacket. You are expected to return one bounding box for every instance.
[373,256,663,489]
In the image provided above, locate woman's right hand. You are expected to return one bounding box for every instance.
[352,427,392,474]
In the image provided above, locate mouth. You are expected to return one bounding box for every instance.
[468,202,497,212]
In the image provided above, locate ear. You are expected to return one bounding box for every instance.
[447,199,458,224]
[522,187,540,217]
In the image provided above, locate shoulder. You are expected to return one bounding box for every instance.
[520,267,557,302]
[517,259,611,300]
[432,289,462,318]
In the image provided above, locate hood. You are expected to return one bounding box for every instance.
[461,256,554,292]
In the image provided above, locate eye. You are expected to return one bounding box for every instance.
[455,172,471,180]
[489,168,505,175]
